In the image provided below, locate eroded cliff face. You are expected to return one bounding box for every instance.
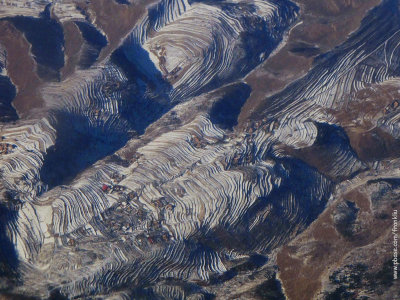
[0,0,399,299]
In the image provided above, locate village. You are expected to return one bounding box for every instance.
[0,136,16,155]
[81,171,179,250]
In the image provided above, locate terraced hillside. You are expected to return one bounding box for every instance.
[0,0,399,299]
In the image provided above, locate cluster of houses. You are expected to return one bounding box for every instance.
[97,171,177,248]
[0,142,15,155]
[384,99,399,114]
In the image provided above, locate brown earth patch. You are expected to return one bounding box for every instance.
[76,0,159,63]
[330,82,400,161]
[282,81,400,173]
[347,127,400,161]
[0,20,43,116]
[277,205,339,300]
[282,145,345,182]
[343,189,370,213]
[239,0,381,128]
[277,180,398,300]
[61,21,84,79]
[0,1,157,116]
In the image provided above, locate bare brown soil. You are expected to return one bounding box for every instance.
[277,178,399,300]
[239,0,381,127]
[61,21,84,80]
[276,79,400,299]
[0,1,158,116]
[78,0,159,62]
[0,20,43,116]
[332,83,400,161]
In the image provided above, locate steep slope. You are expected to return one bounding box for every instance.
[0,43,18,122]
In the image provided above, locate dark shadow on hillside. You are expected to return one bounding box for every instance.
[41,44,172,188]
[40,112,129,188]
[6,5,64,82]
[111,46,173,134]
[209,83,251,130]
[194,157,332,254]
[0,201,20,294]
[74,21,108,69]
[0,75,18,123]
